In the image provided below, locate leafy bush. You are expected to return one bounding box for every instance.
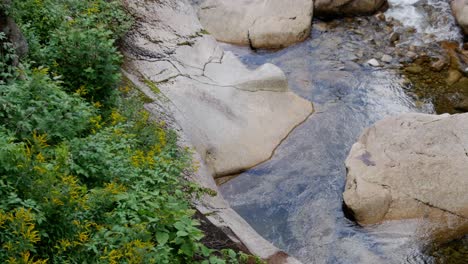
[8,0,133,105]
[0,67,93,142]
[0,32,17,83]
[45,26,122,102]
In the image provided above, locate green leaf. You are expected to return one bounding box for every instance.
[176,230,188,237]
[156,232,169,245]
[180,242,194,257]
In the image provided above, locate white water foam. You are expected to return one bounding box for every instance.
[386,0,462,43]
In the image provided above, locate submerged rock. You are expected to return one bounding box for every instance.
[315,0,388,17]
[196,0,313,49]
[452,0,468,35]
[367,58,380,67]
[344,113,468,240]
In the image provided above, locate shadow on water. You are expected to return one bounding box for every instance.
[217,1,467,263]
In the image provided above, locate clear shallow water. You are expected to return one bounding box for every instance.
[386,0,461,43]
[217,1,464,263]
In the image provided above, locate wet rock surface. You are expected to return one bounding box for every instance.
[314,0,388,17]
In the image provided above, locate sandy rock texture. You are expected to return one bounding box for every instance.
[344,113,468,241]
[196,0,314,49]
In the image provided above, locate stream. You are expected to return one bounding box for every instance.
[218,0,465,263]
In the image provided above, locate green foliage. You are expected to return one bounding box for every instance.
[8,0,133,105]
[0,66,93,142]
[45,26,122,102]
[0,32,18,83]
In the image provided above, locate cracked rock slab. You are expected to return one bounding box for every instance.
[122,0,313,178]
[196,0,313,49]
[122,0,311,262]
[344,113,468,240]
[452,0,468,36]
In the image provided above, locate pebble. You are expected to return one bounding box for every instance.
[406,65,423,73]
[389,32,400,42]
[314,22,329,32]
[407,51,417,59]
[430,57,447,72]
[367,59,381,67]
[447,70,462,85]
[375,12,386,21]
[381,54,393,63]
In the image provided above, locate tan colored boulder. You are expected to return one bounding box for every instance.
[344,113,468,240]
[452,0,468,35]
[315,0,388,17]
[197,0,313,49]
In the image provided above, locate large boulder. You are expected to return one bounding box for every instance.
[343,113,468,240]
[315,0,388,17]
[122,0,312,262]
[452,0,468,35]
[196,0,313,49]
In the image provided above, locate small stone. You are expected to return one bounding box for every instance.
[367,59,380,67]
[447,70,462,85]
[406,51,418,59]
[375,12,386,21]
[405,65,423,73]
[389,32,400,42]
[381,54,393,63]
[314,21,329,32]
[430,57,447,72]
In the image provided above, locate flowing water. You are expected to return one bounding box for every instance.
[218,1,465,263]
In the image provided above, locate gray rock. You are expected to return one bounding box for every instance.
[381,54,392,63]
[407,51,418,59]
[197,0,313,49]
[367,58,380,67]
[344,113,468,241]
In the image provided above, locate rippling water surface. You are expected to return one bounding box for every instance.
[218,1,464,263]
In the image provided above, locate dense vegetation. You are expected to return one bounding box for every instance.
[0,0,258,263]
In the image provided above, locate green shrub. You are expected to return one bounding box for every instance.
[8,0,132,106]
[0,67,93,142]
[45,26,122,102]
[0,32,18,84]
